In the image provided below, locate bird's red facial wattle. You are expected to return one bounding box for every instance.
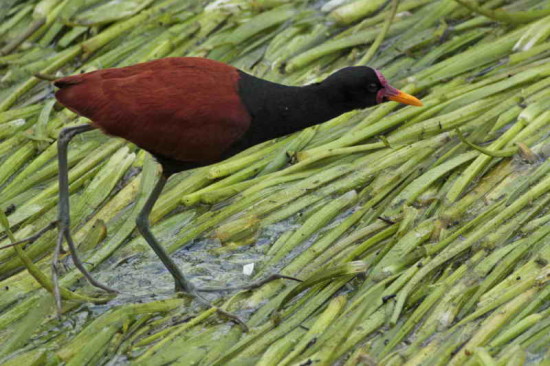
[374,70,423,107]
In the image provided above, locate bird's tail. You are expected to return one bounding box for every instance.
[53,75,83,88]
[35,73,84,89]
[34,73,58,82]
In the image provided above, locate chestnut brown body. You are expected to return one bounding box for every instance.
[55,57,251,164]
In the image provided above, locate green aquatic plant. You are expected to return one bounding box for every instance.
[0,0,549,365]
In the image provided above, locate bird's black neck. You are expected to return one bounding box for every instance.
[235,71,356,149]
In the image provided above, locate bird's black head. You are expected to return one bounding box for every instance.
[233,66,423,151]
[320,66,422,109]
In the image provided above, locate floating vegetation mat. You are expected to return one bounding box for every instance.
[1,0,550,365]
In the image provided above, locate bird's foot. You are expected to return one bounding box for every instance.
[197,295,249,332]
[194,273,302,293]
[59,226,118,294]
[0,221,57,250]
[173,274,300,332]
[176,282,249,332]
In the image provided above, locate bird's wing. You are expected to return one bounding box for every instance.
[55,58,251,163]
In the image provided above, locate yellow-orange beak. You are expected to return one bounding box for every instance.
[387,89,423,106]
[374,69,423,107]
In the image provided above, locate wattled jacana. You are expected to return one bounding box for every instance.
[32,57,422,326]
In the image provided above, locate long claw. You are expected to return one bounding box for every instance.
[63,229,118,293]
[195,273,301,293]
[183,273,302,331]
[191,290,249,332]
[0,221,58,250]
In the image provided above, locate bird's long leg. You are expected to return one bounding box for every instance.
[56,124,117,294]
[52,230,65,314]
[136,171,249,331]
[136,172,195,293]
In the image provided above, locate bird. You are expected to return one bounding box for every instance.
[33,57,422,327]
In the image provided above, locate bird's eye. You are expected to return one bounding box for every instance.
[367,83,378,93]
